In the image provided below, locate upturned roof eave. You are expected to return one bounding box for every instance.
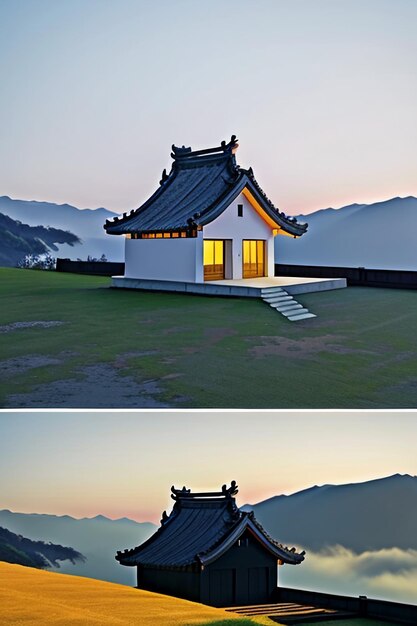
[195,174,306,237]
[115,507,179,567]
[241,175,307,236]
[104,171,308,237]
[197,515,305,567]
[104,149,237,235]
[104,164,179,235]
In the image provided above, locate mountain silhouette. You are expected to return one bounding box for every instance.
[243,474,417,552]
[276,196,417,270]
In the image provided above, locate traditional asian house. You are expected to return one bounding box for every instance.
[104,136,308,285]
[116,481,305,607]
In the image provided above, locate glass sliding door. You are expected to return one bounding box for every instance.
[242,240,265,278]
[204,240,225,281]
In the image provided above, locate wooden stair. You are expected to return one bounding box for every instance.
[225,601,357,623]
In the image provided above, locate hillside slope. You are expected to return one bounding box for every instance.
[0,196,124,262]
[0,510,156,585]
[0,526,85,569]
[244,474,417,552]
[276,196,417,270]
[0,212,80,266]
[0,562,265,625]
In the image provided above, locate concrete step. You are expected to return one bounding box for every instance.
[270,302,300,311]
[261,287,285,295]
[274,303,303,312]
[269,302,295,309]
[260,289,316,322]
[263,293,293,301]
[274,301,303,309]
[266,296,294,304]
[281,307,309,318]
[287,312,317,322]
[262,291,290,298]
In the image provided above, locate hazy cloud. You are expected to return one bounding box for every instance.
[280,546,417,605]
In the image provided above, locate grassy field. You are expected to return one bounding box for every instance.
[0,563,268,625]
[1,268,417,408]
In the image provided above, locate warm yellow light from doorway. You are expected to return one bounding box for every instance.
[242,187,298,237]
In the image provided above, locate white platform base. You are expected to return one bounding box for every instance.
[110,275,347,296]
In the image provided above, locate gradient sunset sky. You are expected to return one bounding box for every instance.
[1,411,416,523]
[1,0,416,215]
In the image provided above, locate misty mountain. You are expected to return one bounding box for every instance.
[0,525,85,569]
[1,475,415,591]
[0,510,156,585]
[276,196,417,270]
[243,474,417,553]
[0,196,124,262]
[0,212,80,267]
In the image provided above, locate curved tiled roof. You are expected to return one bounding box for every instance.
[115,483,305,570]
[104,137,308,238]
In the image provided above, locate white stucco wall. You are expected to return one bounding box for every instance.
[124,235,203,282]
[203,192,275,278]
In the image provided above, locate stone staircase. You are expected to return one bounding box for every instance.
[261,287,316,321]
[225,602,355,623]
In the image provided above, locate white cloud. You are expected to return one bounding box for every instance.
[280,546,417,605]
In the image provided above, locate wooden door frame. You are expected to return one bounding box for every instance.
[242,239,266,278]
[203,239,226,281]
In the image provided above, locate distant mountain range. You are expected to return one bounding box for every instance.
[0,510,155,585]
[0,196,124,263]
[0,525,84,569]
[2,194,416,269]
[1,474,416,586]
[276,196,417,270]
[0,212,80,266]
[243,473,417,552]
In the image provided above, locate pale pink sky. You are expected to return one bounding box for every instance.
[0,0,416,215]
[1,412,416,523]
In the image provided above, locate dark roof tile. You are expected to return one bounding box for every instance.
[104,138,308,237]
[115,483,305,570]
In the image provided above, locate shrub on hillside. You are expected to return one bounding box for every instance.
[17,252,56,270]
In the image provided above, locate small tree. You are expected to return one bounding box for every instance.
[85,254,108,262]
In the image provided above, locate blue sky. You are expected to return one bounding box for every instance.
[1,411,416,521]
[0,0,416,214]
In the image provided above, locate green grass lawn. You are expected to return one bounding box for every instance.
[1,268,417,408]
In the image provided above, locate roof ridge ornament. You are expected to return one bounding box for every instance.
[116,481,306,570]
[159,169,169,185]
[171,145,192,159]
[170,481,239,501]
[222,135,239,154]
[170,136,239,161]
[104,137,308,237]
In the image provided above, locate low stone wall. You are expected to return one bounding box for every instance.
[275,264,417,289]
[56,258,125,276]
[276,587,417,624]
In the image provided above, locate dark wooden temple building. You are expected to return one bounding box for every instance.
[116,481,305,607]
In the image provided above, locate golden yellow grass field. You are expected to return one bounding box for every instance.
[0,563,271,625]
